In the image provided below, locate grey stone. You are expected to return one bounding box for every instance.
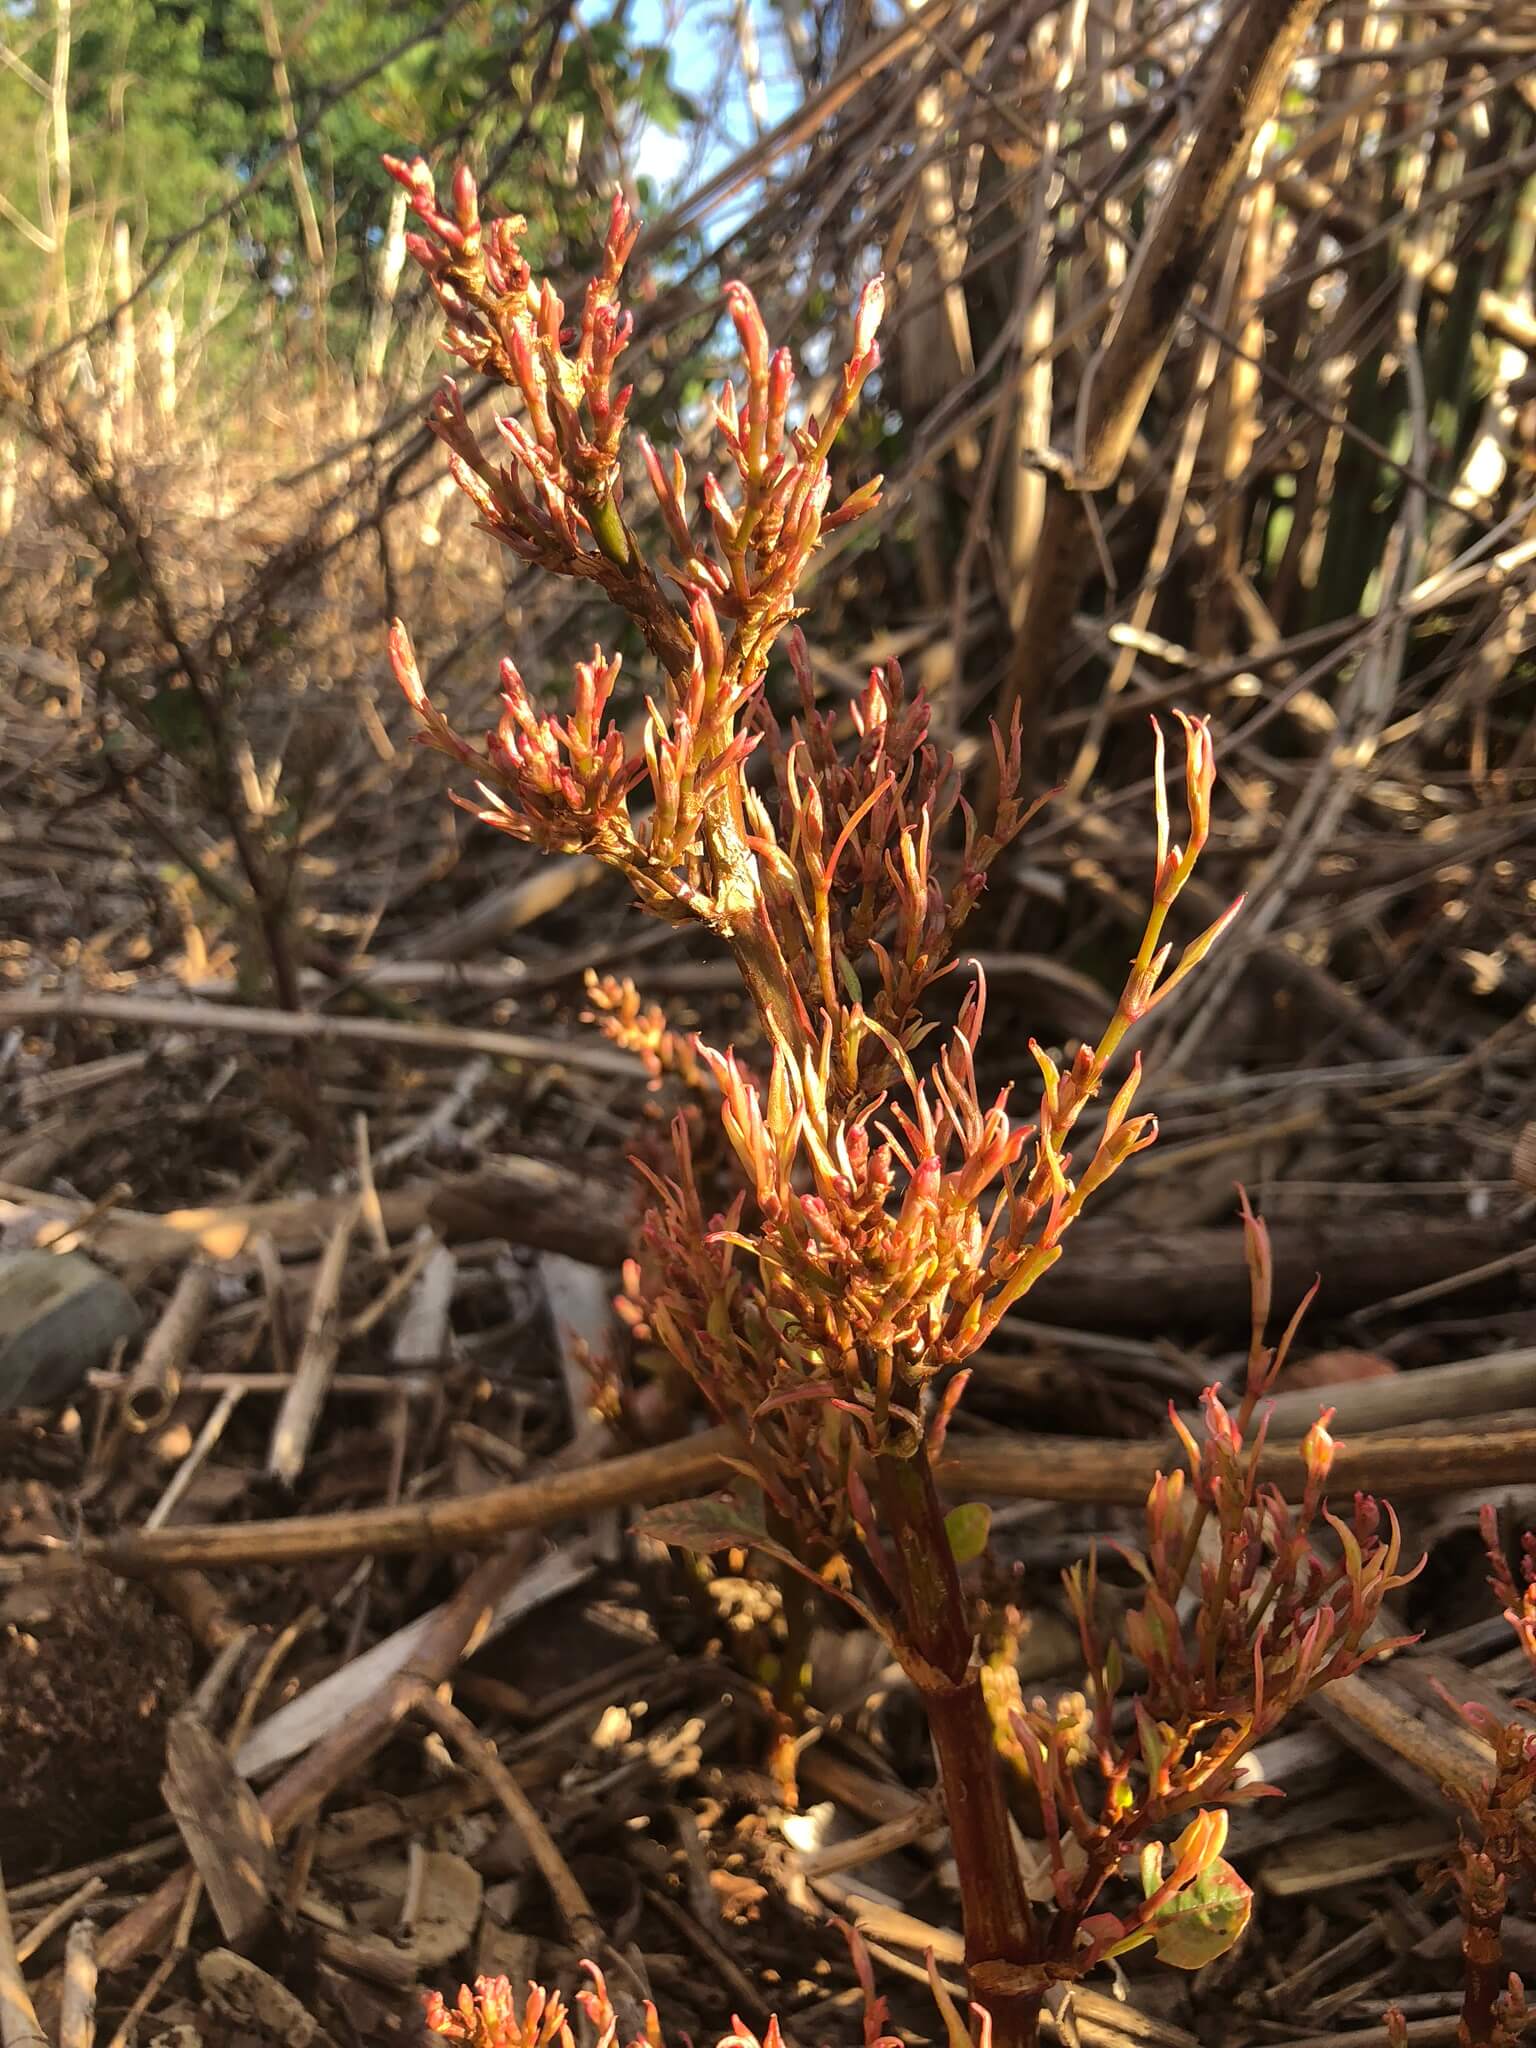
[0,1247,142,1410]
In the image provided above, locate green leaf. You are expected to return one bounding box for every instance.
[1103,1639,1124,1695]
[146,682,211,755]
[1134,1700,1167,1780]
[944,1501,991,1565]
[1144,1857,1253,1969]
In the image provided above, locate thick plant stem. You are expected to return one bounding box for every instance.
[875,1444,1044,2048]
[1457,1852,1510,2048]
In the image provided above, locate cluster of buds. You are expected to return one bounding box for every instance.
[385,154,887,936]
[383,158,638,568]
[1439,1804,1535,2048]
[584,971,711,1096]
[995,1199,1417,1974]
[629,711,1239,1513]
[425,1937,905,2048]
[426,1970,782,2048]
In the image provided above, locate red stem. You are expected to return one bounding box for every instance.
[1459,1849,1510,2048]
[875,1444,1045,2048]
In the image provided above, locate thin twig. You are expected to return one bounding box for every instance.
[17,1417,1536,1581]
[267,1197,361,1486]
[0,992,643,1080]
[409,1684,604,1954]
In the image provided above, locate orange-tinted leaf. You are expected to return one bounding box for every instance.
[1145,1856,1253,1968]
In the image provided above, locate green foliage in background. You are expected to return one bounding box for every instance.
[0,0,693,368]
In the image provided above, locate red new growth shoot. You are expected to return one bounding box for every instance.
[387,155,1413,2048]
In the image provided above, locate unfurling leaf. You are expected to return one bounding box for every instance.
[944,1501,992,1566]
[1144,1856,1253,1968]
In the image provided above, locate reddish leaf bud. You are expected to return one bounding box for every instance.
[853,274,886,359]
[1300,1408,1336,1487]
[724,280,770,383]
[604,188,639,268]
[768,347,795,441]
[451,162,478,229]
[1175,707,1216,837]
[388,618,425,711]
[825,473,884,531]
[690,592,725,684]
[382,153,434,202]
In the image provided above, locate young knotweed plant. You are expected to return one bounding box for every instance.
[425,1935,903,2048]
[426,1967,794,2048]
[383,154,1403,2048]
[1009,1196,1420,1985]
[1412,1510,1536,2048]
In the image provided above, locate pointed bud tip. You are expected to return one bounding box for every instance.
[381,153,429,191]
[387,618,419,683]
[854,274,887,353]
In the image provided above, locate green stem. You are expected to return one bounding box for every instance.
[875,1445,1045,2048]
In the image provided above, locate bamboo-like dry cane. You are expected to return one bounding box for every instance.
[0,1853,46,2048]
[123,1258,217,1433]
[57,1922,97,2048]
[993,0,1330,760]
[266,1197,361,1485]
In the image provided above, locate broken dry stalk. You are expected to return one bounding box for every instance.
[0,1849,46,2048]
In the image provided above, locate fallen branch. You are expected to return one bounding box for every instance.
[1021,1215,1527,1329]
[122,1259,218,1433]
[432,1182,1530,1329]
[429,1153,639,1262]
[16,1418,1536,1580]
[0,991,642,1080]
[0,1179,431,1265]
[266,1199,360,1486]
[1257,1345,1536,1436]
